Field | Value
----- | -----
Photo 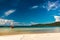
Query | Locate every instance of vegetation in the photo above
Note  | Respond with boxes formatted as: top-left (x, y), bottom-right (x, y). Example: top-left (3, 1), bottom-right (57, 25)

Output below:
top-left (31, 22), bottom-right (60, 27)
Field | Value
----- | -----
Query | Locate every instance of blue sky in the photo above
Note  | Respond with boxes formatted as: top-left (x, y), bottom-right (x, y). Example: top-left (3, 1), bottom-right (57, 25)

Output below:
top-left (0, 0), bottom-right (60, 26)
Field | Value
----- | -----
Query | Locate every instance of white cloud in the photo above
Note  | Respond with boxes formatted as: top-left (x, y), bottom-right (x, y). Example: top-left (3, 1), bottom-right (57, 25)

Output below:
top-left (0, 18), bottom-right (21, 26)
top-left (19, 22), bottom-right (39, 26)
top-left (30, 22), bottom-right (39, 25)
top-left (31, 6), bottom-right (39, 9)
top-left (20, 23), bottom-right (30, 26)
top-left (24, 22), bottom-right (39, 26)
top-left (48, 1), bottom-right (58, 11)
top-left (5, 10), bottom-right (16, 16)
top-left (0, 9), bottom-right (20, 26)
top-left (1, 9), bottom-right (16, 18)
top-left (13, 22), bottom-right (21, 26)
top-left (54, 16), bottom-right (60, 22)
top-left (0, 19), bottom-right (14, 26)
top-left (1, 10), bottom-right (16, 18)
top-left (43, 1), bottom-right (59, 11)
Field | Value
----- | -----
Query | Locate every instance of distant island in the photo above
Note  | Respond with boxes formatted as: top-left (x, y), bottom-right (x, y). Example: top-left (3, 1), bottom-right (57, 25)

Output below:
top-left (31, 22), bottom-right (60, 27)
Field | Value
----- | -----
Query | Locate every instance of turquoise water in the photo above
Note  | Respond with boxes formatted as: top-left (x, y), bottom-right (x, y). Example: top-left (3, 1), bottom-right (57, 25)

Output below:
top-left (0, 27), bottom-right (60, 33)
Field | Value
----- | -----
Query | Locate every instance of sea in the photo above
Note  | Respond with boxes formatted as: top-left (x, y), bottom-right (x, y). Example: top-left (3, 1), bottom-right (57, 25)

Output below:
top-left (0, 26), bottom-right (60, 33)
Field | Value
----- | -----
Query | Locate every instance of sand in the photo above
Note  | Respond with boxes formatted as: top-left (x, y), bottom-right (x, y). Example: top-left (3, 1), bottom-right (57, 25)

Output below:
top-left (0, 33), bottom-right (60, 40)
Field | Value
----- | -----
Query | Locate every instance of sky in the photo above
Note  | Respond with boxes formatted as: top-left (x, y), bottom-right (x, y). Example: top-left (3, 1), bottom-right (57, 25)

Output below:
top-left (0, 0), bottom-right (60, 26)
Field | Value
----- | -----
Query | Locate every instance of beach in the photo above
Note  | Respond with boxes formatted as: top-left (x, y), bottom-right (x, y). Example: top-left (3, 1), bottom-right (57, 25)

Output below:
top-left (0, 27), bottom-right (59, 40)
top-left (0, 33), bottom-right (60, 40)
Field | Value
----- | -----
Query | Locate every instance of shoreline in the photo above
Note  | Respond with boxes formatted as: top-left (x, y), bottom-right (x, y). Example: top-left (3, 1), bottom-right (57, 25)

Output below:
top-left (0, 27), bottom-right (59, 36)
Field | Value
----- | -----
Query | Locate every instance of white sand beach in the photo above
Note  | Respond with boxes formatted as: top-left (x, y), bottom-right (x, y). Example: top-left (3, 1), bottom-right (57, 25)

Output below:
top-left (0, 33), bottom-right (60, 40)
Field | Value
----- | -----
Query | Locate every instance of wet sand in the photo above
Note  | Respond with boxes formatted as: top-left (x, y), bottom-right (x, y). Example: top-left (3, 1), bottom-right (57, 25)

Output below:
top-left (0, 27), bottom-right (59, 36)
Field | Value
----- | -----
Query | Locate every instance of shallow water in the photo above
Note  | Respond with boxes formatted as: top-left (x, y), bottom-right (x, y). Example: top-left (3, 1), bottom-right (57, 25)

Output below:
top-left (0, 27), bottom-right (60, 33)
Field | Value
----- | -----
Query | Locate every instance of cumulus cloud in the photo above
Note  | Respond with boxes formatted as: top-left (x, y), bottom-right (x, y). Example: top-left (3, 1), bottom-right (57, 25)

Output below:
top-left (54, 16), bottom-right (60, 22)
top-left (0, 18), bottom-right (21, 26)
top-left (0, 19), bottom-right (13, 26)
top-left (43, 1), bottom-right (59, 11)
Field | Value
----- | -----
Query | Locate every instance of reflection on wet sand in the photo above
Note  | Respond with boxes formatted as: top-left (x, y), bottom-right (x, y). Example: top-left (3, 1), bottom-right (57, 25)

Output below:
top-left (54, 27), bottom-right (60, 32)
